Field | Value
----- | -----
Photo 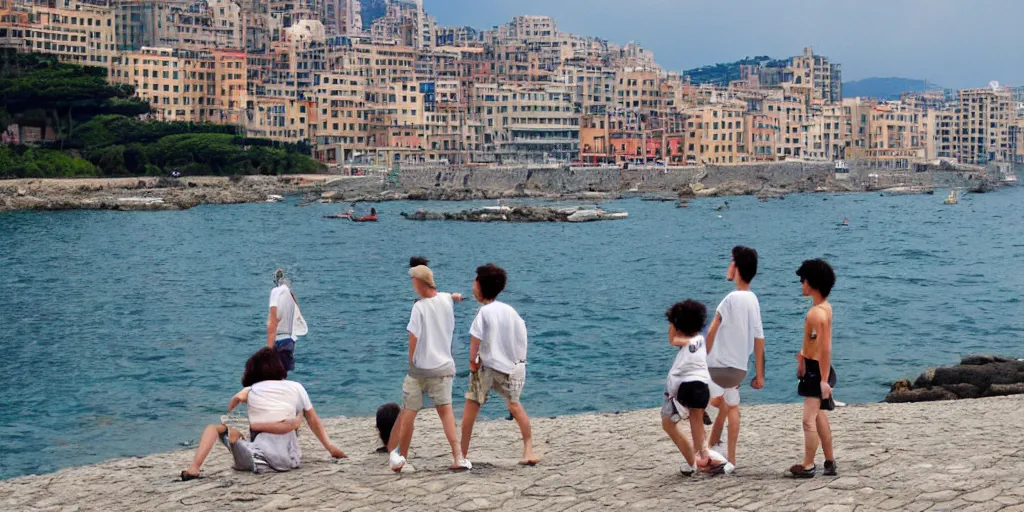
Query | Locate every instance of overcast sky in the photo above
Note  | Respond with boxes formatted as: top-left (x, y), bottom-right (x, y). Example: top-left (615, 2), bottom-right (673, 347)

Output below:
top-left (425, 0), bottom-right (1024, 89)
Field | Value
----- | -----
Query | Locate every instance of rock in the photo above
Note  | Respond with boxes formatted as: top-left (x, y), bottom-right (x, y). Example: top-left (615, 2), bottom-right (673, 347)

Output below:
top-left (401, 206), bottom-right (627, 223)
top-left (886, 356), bottom-right (1024, 403)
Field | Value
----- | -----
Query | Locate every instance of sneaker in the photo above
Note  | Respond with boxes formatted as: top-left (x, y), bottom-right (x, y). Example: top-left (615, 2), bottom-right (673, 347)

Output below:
top-left (389, 448), bottom-right (406, 472)
top-left (823, 460), bottom-right (837, 476)
top-left (454, 458), bottom-right (472, 471)
top-left (680, 462), bottom-right (697, 476)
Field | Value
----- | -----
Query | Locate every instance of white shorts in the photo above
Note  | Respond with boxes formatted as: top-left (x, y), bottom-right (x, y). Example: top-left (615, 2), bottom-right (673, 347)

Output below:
top-left (708, 380), bottom-right (741, 407)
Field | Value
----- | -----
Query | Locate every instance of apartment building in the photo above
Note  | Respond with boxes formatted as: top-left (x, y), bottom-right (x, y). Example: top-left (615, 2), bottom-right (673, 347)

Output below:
top-left (924, 108), bottom-right (958, 161)
top-left (0, 0), bottom-right (116, 71)
top-left (958, 87), bottom-right (1012, 165)
top-left (157, 0), bottom-right (244, 51)
top-left (112, 46), bottom-right (236, 122)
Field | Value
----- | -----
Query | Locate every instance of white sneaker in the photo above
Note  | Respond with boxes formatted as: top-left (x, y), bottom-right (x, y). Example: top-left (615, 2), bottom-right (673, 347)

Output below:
top-left (705, 449), bottom-right (735, 475)
top-left (680, 462), bottom-right (697, 476)
top-left (389, 448), bottom-right (406, 472)
top-left (454, 458), bottom-right (472, 470)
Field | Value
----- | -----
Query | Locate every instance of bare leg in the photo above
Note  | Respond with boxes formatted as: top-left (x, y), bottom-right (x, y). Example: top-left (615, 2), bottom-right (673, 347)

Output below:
top-left (184, 424), bottom-right (237, 476)
top-left (726, 404), bottom-right (740, 464)
top-left (801, 398), bottom-right (821, 468)
top-left (708, 396), bottom-right (726, 446)
top-left (396, 409), bottom-right (418, 458)
top-left (435, 404), bottom-right (463, 467)
top-left (661, 416), bottom-right (695, 466)
top-left (386, 415), bottom-right (403, 454)
top-left (460, 400), bottom-right (481, 459)
top-left (816, 410), bottom-right (834, 462)
top-left (687, 409), bottom-right (709, 466)
top-left (507, 401), bottom-right (539, 465)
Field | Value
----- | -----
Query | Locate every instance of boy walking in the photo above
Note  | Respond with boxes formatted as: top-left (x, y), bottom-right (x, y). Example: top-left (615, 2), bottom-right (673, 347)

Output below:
top-left (387, 265), bottom-right (471, 472)
top-left (788, 259), bottom-right (838, 478)
top-left (460, 264), bottom-right (539, 466)
top-left (662, 300), bottom-right (734, 476)
top-left (704, 246), bottom-right (765, 467)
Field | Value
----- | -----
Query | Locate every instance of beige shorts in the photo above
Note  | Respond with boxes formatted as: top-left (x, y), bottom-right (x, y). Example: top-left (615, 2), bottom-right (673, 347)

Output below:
top-left (401, 374), bottom-right (453, 412)
top-left (465, 365), bottom-right (526, 405)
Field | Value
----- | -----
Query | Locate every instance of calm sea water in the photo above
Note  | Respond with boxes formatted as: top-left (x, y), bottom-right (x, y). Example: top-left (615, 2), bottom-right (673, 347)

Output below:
top-left (2, 189), bottom-right (1023, 479)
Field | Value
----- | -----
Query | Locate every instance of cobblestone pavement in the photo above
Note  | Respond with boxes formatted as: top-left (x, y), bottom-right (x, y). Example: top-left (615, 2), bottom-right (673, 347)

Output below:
top-left (3, 396), bottom-right (1024, 511)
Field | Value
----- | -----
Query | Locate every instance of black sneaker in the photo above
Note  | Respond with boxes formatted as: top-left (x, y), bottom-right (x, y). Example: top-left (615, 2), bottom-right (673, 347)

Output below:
top-left (787, 464), bottom-right (816, 478)
top-left (703, 412), bottom-right (712, 425)
top-left (823, 460), bottom-right (837, 476)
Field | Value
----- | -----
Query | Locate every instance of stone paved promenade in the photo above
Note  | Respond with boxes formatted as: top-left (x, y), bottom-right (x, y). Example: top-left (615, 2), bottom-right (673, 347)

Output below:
top-left (4, 396), bottom-right (1024, 511)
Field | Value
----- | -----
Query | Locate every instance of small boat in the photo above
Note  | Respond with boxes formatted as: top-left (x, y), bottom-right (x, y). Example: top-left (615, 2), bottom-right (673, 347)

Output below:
top-left (266, 194), bottom-right (285, 203)
top-left (1002, 170), bottom-right (1018, 186)
top-left (943, 190), bottom-right (960, 205)
top-left (676, 200), bottom-right (689, 208)
top-left (351, 215), bottom-right (378, 222)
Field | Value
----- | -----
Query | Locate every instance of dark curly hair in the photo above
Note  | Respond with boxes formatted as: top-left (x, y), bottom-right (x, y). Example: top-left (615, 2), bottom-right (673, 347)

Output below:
top-left (475, 263), bottom-right (507, 301)
top-left (665, 299), bottom-right (707, 337)
top-left (797, 259), bottom-right (836, 298)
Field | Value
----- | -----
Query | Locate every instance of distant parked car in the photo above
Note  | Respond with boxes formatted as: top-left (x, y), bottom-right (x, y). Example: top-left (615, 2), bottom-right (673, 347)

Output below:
top-left (171, 171), bottom-right (181, 178)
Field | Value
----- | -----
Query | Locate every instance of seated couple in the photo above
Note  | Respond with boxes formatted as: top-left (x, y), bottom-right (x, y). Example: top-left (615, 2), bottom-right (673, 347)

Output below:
top-left (180, 348), bottom-right (346, 480)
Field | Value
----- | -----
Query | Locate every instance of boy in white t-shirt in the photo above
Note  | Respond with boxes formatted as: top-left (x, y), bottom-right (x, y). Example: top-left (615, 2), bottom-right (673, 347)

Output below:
top-left (459, 264), bottom-right (538, 466)
top-left (387, 265), bottom-right (471, 472)
top-left (662, 300), bottom-right (734, 476)
top-left (703, 246), bottom-right (766, 466)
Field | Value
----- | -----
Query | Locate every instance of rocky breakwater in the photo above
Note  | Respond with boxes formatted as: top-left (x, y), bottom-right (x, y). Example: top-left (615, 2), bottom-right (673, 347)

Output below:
top-left (886, 355), bottom-right (1024, 403)
top-left (401, 205), bottom-right (628, 223)
top-left (0, 175), bottom-right (327, 213)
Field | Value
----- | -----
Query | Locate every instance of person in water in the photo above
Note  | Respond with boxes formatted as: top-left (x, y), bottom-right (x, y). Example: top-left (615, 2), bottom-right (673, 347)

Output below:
top-left (661, 299), bottom-right (732, 476)
top-left (788, 259), bottom-right (838, 478)
top-left (696, 246), bottom-right (765, 468)
top-left (388, 265), bottom-right (470, 471)
top-left (180, 348), bottom-right (345, 480)
top-left (460, 264), bottom-right (539, 466)
top-left (267, 269), bottom-right (306, 371)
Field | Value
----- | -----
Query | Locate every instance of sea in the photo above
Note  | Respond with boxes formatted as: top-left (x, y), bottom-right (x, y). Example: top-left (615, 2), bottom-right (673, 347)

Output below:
top-left (1, 188), bottom-right (1022, 479)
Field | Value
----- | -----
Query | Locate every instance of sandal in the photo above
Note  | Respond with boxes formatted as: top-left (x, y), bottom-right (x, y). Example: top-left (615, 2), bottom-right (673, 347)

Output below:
top-left (787, 464), bottom-right (816, 478)
top-left (180, 470), bottom-right (202, 482)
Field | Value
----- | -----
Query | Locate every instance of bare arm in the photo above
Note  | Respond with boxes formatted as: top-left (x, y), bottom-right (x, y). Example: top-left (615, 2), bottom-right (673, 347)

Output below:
top-left (267, 307), bottom-right (279, 349)
top-left (228, 388), bottom-right (249, 412)
top-left (814, 310), bottom-right (833, 396)
top-left (250, 416), bottom-right (302, 434)
top-left (451, 292), bottom-right (463, 303)
top-left (751, 337), bottom-right (766, 389)
top-left (303, 407), bottom-right (346, 458)
top-left (469, 335), bottom-right (482, 371)
top-left (408, 332), bottom-right (417, 368)
top-left (703, 313), bottom-right (723, 352)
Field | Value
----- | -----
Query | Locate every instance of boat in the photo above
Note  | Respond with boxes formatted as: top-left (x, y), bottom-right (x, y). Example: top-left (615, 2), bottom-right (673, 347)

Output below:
top-left (324, 210), bottom-right (354, 219)
top-left (676, 200), bottom-right (689, 208)
top-left (266, 194), bottom-right (285, 203)
top-left (943, 190), bottom-right (961, 205)
top-left (351, 215), bottom-right (378, 222)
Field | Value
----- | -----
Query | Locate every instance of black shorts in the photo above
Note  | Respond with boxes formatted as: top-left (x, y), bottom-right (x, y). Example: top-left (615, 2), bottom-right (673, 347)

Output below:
top-left (798, 359), bottom-right (837, 398)
top-left (676, 381), bottom-right (711, 410)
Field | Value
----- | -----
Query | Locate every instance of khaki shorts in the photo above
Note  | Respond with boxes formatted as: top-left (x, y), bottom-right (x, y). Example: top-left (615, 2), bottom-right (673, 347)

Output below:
top-left (401, 374), bottom-right (453, 412)
top-left (465, 365), bottom-right (526, 405)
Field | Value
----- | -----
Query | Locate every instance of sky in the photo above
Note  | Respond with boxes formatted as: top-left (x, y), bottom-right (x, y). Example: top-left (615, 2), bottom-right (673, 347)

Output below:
top-left (424, 0), bottom-right (1024, 89)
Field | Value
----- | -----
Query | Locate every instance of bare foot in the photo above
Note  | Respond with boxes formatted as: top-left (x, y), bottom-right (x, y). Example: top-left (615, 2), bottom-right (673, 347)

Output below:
top-left (518, 458), bottom-right (541, 466)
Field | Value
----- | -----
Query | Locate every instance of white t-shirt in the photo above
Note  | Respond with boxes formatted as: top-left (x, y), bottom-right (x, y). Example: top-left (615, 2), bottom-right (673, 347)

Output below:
top-left (707, 290), bottom-right (764, 370)
top-left (406, 293), bottom-right (456, 374)
top-left (469, 301), bottom-right (528, 375)
top-left (246, 380), bottom-right (313, 424)
top-left (666, 335), bottom-right (710, 395)
top-left (269, 285), bottom-right (296, 339)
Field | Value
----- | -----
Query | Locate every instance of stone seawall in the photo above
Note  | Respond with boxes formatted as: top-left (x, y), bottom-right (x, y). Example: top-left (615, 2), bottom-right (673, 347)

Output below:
top-left (4, 396), bottom-right (1024, 511)
top-left (393, 162), bottom-right (835, 196)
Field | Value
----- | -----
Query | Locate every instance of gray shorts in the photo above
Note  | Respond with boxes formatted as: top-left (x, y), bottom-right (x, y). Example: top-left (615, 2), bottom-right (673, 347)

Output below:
top-left (219, 429), bottom-right (301, 473)
top-left (709, 367), bottom-right (747, 406)
top-left (401, 374), bottom-right (454, 411)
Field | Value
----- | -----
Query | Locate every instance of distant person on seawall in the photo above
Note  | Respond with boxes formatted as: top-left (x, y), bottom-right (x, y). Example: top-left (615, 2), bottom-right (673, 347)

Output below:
top-left (180, 348), bottom-right (345, 480)
top-left (267, 269), bottom-right (307, 371)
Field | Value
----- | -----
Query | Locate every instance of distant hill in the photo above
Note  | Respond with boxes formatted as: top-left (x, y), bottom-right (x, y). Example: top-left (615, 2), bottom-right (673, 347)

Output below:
top-left (684, 56), bottom-right (787, 86)
top-left (842, 77), bottom-right (937, 100)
